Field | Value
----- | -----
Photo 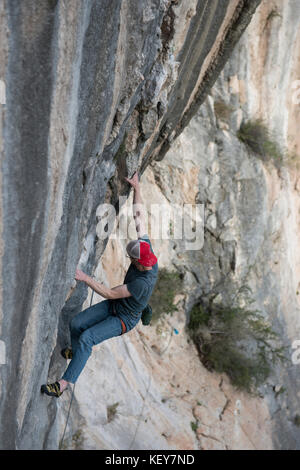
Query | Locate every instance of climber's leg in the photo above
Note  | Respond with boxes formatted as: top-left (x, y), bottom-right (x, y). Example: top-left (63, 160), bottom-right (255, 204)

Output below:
top-left (69, 299), bottom-right (112, 354)
top-left (61, 314), bottom-right (122, 384)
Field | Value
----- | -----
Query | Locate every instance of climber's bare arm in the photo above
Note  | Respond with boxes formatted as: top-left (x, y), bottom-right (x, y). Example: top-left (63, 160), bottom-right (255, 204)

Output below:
top-left (75, 269), bottom-right (131, 299)
top-left (124, 171), bottom-right (146, 238)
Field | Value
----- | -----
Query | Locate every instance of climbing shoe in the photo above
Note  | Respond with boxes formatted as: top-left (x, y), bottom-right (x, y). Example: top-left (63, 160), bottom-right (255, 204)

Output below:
top-left (41, 381), bottom-right (63, 398)
top-left (61, 347), bottom-right (73, 360)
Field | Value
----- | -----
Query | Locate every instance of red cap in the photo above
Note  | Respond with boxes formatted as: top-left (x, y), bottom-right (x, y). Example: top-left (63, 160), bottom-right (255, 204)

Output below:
top-left (138, 240), bottom-right (157, 267)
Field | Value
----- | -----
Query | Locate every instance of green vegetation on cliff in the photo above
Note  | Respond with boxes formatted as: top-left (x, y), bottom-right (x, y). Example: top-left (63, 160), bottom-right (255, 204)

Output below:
top-left (187, 290), bottom-right (287, 395)
top-left (150, 268), bottom-right (183, 324)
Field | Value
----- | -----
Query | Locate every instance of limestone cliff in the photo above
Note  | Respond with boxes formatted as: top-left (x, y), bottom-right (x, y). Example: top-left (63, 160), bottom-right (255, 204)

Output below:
top-left (58, 0), bottom-right (300, 450)
top-left (2, 0), bottom-right (288, 450)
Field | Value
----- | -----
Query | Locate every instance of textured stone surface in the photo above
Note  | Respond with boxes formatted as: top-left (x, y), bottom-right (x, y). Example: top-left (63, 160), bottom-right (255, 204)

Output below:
top-left (62, 0), bottom-right (300, 450)
top-left (0, 0), bottom-right (262, 450)
top-left (64, 173), bottom-right (273, 450)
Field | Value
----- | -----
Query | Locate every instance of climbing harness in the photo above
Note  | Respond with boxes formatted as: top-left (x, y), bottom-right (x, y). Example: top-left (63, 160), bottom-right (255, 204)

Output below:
top-left (111, 300), bottom-right (127, 334)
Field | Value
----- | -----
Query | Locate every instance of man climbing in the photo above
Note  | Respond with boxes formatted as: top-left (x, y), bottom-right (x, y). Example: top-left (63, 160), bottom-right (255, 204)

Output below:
top-left (41, 171), bottom-right (158, 397)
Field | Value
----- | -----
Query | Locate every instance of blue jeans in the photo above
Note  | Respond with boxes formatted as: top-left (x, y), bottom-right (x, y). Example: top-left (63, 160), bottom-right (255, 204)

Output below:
top-left (61, 299), bottom-right (123, 384)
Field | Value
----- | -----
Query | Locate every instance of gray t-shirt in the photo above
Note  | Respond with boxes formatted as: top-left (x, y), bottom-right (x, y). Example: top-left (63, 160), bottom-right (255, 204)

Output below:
top-left (114, 234), bottom-right (158, 330)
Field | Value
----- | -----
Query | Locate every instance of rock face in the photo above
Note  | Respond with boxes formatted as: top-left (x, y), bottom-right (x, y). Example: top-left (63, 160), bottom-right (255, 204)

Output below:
top-left (0, 0), bottom-right (262, 450)
top-left (61, 0), bottom-right (300, 450)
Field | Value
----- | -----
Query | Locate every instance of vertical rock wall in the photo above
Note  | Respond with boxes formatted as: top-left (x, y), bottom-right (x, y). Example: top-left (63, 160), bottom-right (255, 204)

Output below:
top-left (0, 0), bottom-right (262, 449)
top-left (67, 0), bottom-right (300, 450)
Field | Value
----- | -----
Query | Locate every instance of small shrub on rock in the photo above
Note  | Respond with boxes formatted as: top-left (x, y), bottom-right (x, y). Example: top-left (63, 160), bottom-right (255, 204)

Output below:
top-left (187, 296), bottom-right (287, 395)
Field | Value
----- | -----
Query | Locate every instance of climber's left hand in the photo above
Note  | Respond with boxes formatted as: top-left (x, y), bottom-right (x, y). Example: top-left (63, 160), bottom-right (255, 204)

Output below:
top-left (75, 268), bottom-right (88, 282)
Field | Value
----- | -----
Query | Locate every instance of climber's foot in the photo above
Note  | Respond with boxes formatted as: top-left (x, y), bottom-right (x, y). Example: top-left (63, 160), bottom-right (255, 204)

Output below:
top-left (41, 381), bottom-right (63, 398)
top-left (61, 347), bottom-right (73, 360)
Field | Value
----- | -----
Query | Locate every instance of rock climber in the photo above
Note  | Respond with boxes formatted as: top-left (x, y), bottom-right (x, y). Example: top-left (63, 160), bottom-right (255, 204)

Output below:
top-left (41, 171), bottom-right (158, 397)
